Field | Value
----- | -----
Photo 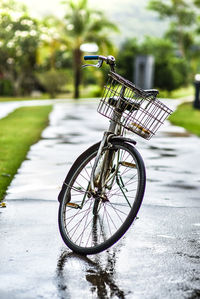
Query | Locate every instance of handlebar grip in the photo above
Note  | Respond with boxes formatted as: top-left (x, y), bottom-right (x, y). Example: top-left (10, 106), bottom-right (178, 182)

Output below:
top-left (84, 55), bottom-right (99, 61)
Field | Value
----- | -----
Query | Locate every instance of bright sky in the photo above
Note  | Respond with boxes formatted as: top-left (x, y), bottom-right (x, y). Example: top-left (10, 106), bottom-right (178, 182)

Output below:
top-left (17, 0), bottom-right (150, 17)
top-left (17, 0), bottom-right (165, 42)
top-left (18, 0), bottom-right (66, 18)
top-left (17, 0), bottom-right (113, 18)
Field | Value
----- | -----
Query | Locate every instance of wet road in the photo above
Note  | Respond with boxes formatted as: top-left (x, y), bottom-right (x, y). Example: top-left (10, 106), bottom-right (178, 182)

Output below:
top-left (0, 99), bottom-right (200, 299)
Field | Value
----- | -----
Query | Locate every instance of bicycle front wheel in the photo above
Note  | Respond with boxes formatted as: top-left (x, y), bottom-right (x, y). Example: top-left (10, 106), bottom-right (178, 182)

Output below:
top-left (58, 140), bottom-right (146, 255)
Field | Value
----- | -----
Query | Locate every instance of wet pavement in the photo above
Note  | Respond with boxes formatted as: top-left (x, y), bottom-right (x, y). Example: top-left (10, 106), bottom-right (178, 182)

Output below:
top-left (0, 99), bottom-right (200, 299)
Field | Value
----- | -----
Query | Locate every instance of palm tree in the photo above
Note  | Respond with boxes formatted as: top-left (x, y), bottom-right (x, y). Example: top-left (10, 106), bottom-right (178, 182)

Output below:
top-left (62, 0), bottom-right (118, 98)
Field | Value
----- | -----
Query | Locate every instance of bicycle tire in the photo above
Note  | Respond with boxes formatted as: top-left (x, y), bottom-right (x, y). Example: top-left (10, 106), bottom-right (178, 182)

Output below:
top-left (58, 140), bottom-right (146, 255)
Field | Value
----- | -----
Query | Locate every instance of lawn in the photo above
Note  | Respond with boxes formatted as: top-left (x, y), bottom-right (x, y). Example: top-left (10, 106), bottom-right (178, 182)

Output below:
top-left (158, 85), bottom-right (194, 99)
top-left (0, 95), bottom-right (50, 102)
top-left (0, 105), bottom-right (52, 200)
top-left (169, 102), bottom-right (200, 136)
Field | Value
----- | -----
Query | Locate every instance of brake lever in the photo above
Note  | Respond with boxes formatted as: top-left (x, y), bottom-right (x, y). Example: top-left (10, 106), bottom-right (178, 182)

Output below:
top-left (82, 59), bottom-right (103, 69)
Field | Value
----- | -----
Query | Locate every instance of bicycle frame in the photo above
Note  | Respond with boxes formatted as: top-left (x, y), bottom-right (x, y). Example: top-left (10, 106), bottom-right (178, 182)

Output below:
top-left (90, 85), bottom-right (126, 194)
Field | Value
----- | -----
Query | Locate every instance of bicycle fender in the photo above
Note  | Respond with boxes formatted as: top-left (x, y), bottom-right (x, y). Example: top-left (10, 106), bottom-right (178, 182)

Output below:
top-left (110, 136), bottom-right (137, 146)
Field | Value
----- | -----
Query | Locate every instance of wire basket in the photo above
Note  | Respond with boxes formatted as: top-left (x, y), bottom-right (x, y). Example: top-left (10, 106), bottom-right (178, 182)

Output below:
top-left (97, 72), bottom-right (173, 140)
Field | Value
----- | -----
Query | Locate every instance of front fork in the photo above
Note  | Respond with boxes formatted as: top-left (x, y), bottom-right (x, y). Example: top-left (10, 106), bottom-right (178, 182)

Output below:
top-left (90, 131), bottom-right (116, 195)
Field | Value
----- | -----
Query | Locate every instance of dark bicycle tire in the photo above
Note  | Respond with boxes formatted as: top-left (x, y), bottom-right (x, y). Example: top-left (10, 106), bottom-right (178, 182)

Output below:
top-left (58, 140), bottom-right (146, 255)
top-left (93, 198), bottom-right (100, 216)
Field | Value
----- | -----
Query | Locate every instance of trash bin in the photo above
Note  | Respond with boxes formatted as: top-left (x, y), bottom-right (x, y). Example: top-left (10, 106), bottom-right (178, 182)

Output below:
top-left (134, 55), bottom-right (154, 90)
top-left (194, 74), bottom-right (200, 109)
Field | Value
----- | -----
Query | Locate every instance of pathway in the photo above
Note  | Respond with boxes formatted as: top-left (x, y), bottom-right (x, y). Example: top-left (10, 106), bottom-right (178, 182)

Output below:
top-left (0, 99), bottom-right (199, 299)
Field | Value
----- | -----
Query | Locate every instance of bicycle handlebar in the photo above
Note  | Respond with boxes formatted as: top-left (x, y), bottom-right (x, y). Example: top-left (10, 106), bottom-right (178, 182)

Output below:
top-left (84, 55), bottom-right (99, 60)
top-left (83, 55), bottom-right (116, 71)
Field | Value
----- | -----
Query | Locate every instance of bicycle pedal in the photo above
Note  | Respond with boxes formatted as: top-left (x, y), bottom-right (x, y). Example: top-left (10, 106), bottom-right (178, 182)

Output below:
top-left (120, 161), bottom-right (136, 168)
top-left (0, 202), bottom-right (6, 208)
top-left (66, 202), bottom-right (81, 209)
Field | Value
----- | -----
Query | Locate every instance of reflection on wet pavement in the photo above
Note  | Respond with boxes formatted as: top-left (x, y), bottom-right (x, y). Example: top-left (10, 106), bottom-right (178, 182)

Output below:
top-left (0, 99), bottom-right (200, 299)
top-left (56, 251), bottom-right (126, 299)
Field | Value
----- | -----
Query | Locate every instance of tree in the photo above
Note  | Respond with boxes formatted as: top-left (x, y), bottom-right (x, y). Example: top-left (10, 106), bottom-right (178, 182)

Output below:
top-left (117, 36), bottom-right (190, 92)
top-left (141, 37), bottom-right (190, 91)
top-left (0, 0), bottom-right (41, 95)
top-left (61, 0), bottom-right (118, 98)
top-left (148, 0), bottom-right (196, 58)
top-left (116, 38), bottom-right (140, 82)
top-left (36, 69), bottom-right (67, 98)
top-left (39, 16), bottom-right (68, 70)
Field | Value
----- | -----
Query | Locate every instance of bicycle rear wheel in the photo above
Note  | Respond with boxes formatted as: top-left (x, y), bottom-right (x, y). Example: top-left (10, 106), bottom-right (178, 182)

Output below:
top-left (58, 140), bottom-right (146, 255)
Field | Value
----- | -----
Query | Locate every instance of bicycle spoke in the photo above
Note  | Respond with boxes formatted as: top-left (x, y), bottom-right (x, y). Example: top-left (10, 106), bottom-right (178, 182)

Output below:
top-left (107, 201), bottom-right (128, 219)
top-left (65, 199), bottom-right (91, 224)
top-left (66, 205), bottom-right (91, 233)
top-left (59, 140), bottom-right (145, 254)
top-left (76, 204), bottom-right (93, 245)
top-left (106, 202), bottom-right (125, 224)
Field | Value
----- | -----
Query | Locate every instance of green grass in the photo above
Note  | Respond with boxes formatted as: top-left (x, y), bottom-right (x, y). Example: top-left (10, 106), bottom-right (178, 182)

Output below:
top-left (0, 83), bottom-right (194, 101)
top-left (158, 85), bottom-right (194, 99)
top-left (0, 94), bottom-right (50, 102)
top-left (0, 105), bottom-right (52, 200)
top-left (169, 102), bottom-right (200, 136)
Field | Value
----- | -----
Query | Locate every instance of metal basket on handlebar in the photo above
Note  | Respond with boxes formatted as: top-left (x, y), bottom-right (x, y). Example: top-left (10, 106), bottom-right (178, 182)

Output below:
top-left (97, 72), bottom-right (173, 140)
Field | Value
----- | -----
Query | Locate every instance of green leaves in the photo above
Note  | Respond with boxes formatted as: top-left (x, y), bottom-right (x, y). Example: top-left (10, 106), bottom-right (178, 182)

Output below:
top-left (60, 0), bottom-right (118, 98)
top-left (36, 70), bottom-right (68, 98)
top-left (148, 1), bottom-right (174, 18)
top-left (0, 1), bottom-right (41, 95)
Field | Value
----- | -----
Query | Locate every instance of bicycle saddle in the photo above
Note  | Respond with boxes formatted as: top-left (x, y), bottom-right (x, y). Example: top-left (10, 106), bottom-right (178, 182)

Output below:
top-left (144, 89), bottom-right (159, 96)
top-left (108, 97), bottom-right (140, 112)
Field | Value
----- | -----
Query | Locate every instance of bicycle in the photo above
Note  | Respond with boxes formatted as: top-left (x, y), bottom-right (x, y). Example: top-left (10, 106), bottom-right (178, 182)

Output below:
top-left (58, 55), bottom-right (173, 255)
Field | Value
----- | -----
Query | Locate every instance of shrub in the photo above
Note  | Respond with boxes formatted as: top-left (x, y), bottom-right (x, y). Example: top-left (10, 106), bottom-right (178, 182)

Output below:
top-left (36, 69), bottom-right (67, 98)
top-left (0, 79), bottom-right (14, 96)
top-left (117, 37), bottom-right (191, 92)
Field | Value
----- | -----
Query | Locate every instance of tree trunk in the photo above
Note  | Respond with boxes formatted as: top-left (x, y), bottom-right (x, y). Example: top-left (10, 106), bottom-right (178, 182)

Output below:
top-left (73, 48), bottom-right (82, 99)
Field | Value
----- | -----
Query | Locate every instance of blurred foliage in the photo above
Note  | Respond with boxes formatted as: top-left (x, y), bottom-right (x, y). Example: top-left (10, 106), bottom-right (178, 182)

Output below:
top-left (142, 37), bottom-right (191, 91)
top-left (117, 37), bottom-right (190, 92)
top-left (116, 38), bottom-right (140, 82)
top-left (147, 1), bottom-right (200, 73)
top-left (36, 69), bottom-right (68, 98)
top-left (1, 0), bottom-right (200, 98)
top-left (158, 85), bottom-right (193, 99)
top-left (116, 0), bottom-right (200, 93)
top-left (61, 0), bottom-right (118, 98)
top-left (147, 0), bottom-right (197, 57)
top-left (38, 16), bottom-right (68, 70)
top-left (0, 79), bottom-right (14, 96)
top-left (0, 0), bottom-right (41, 95)
top-left (0, 0), bottom-right (118, 98)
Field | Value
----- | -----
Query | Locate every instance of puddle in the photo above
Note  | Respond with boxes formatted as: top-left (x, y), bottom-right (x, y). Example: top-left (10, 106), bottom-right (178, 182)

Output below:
top-left (62, 115), bottom-right (83, 121)
top-left (147, 145), bottom-right (177, 158)
top-left (166, 183), bottom-right (198, 190)
top-left (176, 252), bottom-right (200, 259)
top-left (160, 153), bottom-right (177, 158)
top-left (149, 145), bottom-right (175, 152)
top-left (162, 131), bottom-right (192, 137)
top-left (56, 250), bottom-right (127, 299)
